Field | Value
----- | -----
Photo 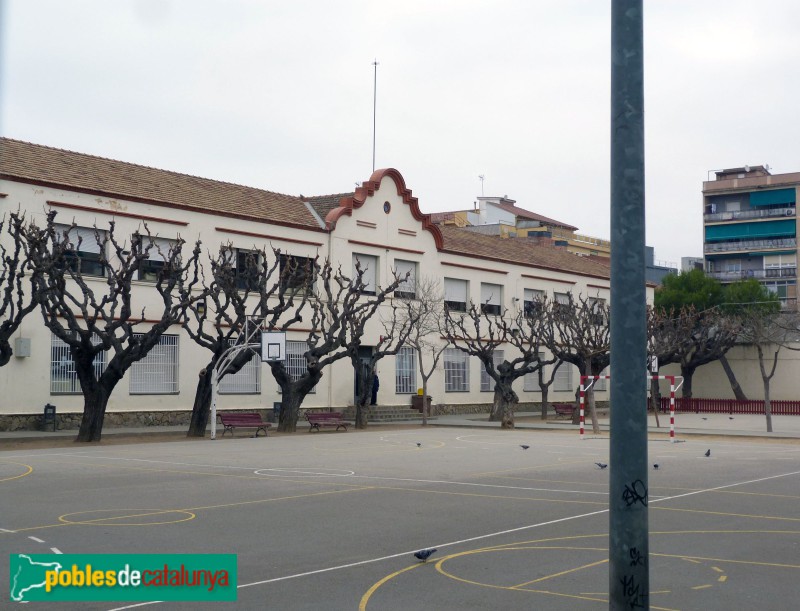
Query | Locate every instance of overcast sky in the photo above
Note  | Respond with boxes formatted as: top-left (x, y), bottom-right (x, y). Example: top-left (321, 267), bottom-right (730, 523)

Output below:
top-left (2, 1), bottom-right (798, 266)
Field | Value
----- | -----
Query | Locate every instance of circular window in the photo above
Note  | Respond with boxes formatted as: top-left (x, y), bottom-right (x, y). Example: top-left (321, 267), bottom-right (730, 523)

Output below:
top-left (383, 201), bottom-right (391, 214)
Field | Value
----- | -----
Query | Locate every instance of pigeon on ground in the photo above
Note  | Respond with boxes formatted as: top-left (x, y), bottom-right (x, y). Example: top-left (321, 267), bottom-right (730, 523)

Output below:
top-left (595, 462), bottom-right (608, 470)
top-left (701, 417), bottom-right (708, 420)
top-left (416, 442), bottom-right (421, 447)
top-left (653, 464), bottom-right (659, 470)
top-left (705, 449), bottom-right (711, 457)
top-left (414, 548), bottom-right (437, 562)
top-left (729, 417), bottom-right (735, 420)
top-left (520, 445), bottom-right (530, 450)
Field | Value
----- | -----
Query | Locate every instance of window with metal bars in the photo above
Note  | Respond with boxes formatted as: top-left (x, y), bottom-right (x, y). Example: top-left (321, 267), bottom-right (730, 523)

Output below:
top-left (129, 334), bottom-right (179, 394)
top-left (444, 348), bottom-right (469, 392)
top-left (50, 333), bottom-right (106, 394)
top-left (395, 346), bottom-right (417, 394)
top-left (284, 340), bottom-right (315, 393)
top-left (219, 339), bottom-right (261, 394)
top-left (480, 350), bottom-right (504, 392)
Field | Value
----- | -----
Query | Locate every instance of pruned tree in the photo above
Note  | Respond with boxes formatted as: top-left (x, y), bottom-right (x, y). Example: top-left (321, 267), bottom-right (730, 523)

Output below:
top-left (181, 245), bottom-right (311, 437)
top-left (0, 212), bottom-right (39, 366)
top-left (396, 276), bottom-right (448, 426)
top-left (518, 296), bottom-right (561, 420)
top-left (655, 270), bottom-right (748, 400)
top-left (443, 300), bottom-right (549, 429)
top-left (724, 282), bottom-right (790, 432)
top-left (675, 307), bottom-right (741, 398)
top-left (266, 257), bottom-right (404, 433)
top-left (349, 297), bottom-right (417, 429)
top-left (647, 305), bottom-right (690, 416)
top-left (27, 212), bottom-right (201, 442)
top-left (541, 294), bottom-right (610, 435)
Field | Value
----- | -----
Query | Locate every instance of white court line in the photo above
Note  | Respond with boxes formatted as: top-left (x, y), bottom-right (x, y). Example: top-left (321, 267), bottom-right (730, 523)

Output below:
top-left (51, 548), bottom-right (62, 554)
top-left (28, 536), bottom-right (44, 543)
top-left (0, 527), bottom-right (14, 532)
top-left (104, 468), bottom-right (800, 611)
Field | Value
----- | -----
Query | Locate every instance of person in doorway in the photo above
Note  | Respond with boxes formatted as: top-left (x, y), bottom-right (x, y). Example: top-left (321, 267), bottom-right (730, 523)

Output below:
top-left (371, 374), bottom-right (379, 405)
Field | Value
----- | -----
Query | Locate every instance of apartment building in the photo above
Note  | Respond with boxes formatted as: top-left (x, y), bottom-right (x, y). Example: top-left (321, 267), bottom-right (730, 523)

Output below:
top-left (0, 138), bottom-right (630, 425)
top-left (702, 166), bottom-right (798, 309)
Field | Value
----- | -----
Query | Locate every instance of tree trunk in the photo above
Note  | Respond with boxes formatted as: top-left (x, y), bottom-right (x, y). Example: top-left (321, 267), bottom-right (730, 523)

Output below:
top-left (277, 391), bottom-right (303, 433)
top-left (650, 378), bottom-right (660, 428)
top-left (540, 386), bottom-right (550, 420)
top-left (0, 342), bottom-right (12, 368)
top-left (680, 365), bottom-right (695, 399)
top-left (74, 360), bottom-right (119, 442)
top-left (763, 377), bottom-right (773, 433)
top-left (719, 354), bottom-right (748, 401)
top-left (187, 368), bottom-right (213, 437)
top-left (495, 383), bottom-right (516, 429)
top-left (488, 385), bottom-right (504, 422)
top-left (421, 378), bottom-right (429, 426)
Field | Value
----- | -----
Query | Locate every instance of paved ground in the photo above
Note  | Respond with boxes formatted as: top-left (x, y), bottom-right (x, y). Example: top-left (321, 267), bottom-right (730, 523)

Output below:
top-left (2, 414), bottom-right (799, 610)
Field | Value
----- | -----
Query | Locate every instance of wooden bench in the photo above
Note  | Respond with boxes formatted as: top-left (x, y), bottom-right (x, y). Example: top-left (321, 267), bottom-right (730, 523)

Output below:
top-left (553, 403), bottom-right (576, 420)
top-left (219, 412), bottom-right (271, 437)
top-left (306, 411), bottom-right (349, 432)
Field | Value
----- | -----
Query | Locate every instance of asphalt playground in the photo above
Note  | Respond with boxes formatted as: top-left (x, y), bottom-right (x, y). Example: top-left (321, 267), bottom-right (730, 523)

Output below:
top-left (2, 419), bottom-right (800, 610)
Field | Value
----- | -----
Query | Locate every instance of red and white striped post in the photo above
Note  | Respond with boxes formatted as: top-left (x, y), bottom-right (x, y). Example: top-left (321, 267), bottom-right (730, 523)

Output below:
top-left (579, 386), bottom-right (585, 439)
top-left (668, 375), bottom-right (676, 442)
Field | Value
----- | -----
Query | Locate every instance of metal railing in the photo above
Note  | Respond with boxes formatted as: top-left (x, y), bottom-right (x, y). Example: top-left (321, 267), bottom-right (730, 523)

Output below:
top-left (704, 238), bottom-right (796, 253)
top-left (662, 397), bottom-right (800, 416)
top-left (704, 206), bottom-right (796, 223)
top-left (707, 268), bottom-right (797, 281)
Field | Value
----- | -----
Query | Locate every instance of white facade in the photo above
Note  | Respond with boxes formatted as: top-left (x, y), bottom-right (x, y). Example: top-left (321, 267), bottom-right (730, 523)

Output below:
top-left (0, 143), bottom-right (628, 420)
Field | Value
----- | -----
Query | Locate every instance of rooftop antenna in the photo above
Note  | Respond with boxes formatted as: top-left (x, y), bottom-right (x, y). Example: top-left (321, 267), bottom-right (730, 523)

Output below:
top-left (372, 59), bottom-right (379, 173)
top-left (478, 174), bottom-right (485, 196)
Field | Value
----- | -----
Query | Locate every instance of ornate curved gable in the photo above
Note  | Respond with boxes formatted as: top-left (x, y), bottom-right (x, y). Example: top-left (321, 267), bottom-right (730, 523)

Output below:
top-left (324, 168), bottom-right (444, 249)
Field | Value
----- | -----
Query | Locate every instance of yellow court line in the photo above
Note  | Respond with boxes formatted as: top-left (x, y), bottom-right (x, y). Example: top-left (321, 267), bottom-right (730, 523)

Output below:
top-left (711, 566), bottom-right (724, 573)
top-left (358, 564), bottom-right (423, 611)
top-left (373, 484), bottom-right (607, 506)
top-left (511, 558), bottom-right (608, 588)
top-left (692, 584), bottom-right (712, 590)
top-left (0, 461), bottom-right (33, 482)
top-left (719, 575), bottom-right (728, 582)
top-left (8, 487), bottom-right (374, 534)
top-left (654, 505), bottom-right (800, 522)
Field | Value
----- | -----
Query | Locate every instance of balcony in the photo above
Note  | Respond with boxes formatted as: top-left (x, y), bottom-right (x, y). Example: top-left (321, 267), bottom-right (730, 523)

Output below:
top-left (704, 206), bottom-right (796, 223)
top-left (707, 268), bottom-right (797, 281)
top-left (704, 238), bottom-right (796, 254)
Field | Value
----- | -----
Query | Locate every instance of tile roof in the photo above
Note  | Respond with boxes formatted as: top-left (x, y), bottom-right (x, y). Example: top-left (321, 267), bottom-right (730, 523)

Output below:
top-left (0, 138), bottom-right (324, 231)
top-left (303, 193), bottom-right (353, 222)
top-left (439, 225), bottom-right (610, 279)
top-left (490, 201), bottom-right (578, 231)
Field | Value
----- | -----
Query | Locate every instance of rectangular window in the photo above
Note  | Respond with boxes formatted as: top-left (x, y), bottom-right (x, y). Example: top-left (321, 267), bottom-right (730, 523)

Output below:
top-left (138, 237), bottom-right (177, 282)
top-left (554, 292), bottom-right (570, 305)
top-left (588, 297), bottom-right (606, 325)
top-left (219, 340), bottom-right (261, 395)
top-left (523, 288), bottom-right (545, 316)
top-left (129, 334), bottom-right (179, 394)
top-left (353, 253), bottom-right (378, 295)
top-left (285, 340), bottom-right (315, 393)
top-left (50, 333), bottom-right (106, 394)
top-left (480, 283), bottom-right (502, 315)
top-left (523, 352), bottom-right (546, 392)
top-left (480, 350), bottom-right (504, 392)
top-left (444, 277), bottom-right (468, 312)
top-left (394, 260), bottom-right (417, 299)
top-left (553, 362), bottom-right (574, 392)
top-left (280, 254), bottom-right (315, 294)
top-left (395, 346), bottom-right (417, 394)
top-left (54, 224), bottom-right (106, 277)
top-left (444, 348), bottom-right (469, 392)
top-left (232, 249), bottom-right (261, 291)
